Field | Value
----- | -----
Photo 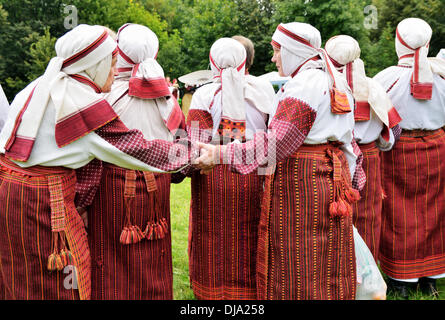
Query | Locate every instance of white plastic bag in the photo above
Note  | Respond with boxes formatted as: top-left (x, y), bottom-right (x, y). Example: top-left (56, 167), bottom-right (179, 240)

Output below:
top-left (353, 226), bottom-right (387, 300)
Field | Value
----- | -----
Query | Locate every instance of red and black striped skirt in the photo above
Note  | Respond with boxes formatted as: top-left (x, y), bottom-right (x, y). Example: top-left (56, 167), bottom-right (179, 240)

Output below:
top-left (257, 145), bottom-right (356, 300)
top-left (352, 142), bottom-right (383, 261)
top-left (87, 164), bottom-right (173, 300)
top-left (0, 155), bottom-right (90, 300)
top-left (189, 165), bottom-right (264, 300)
top-left (380, 128), bottom-right (445, 279)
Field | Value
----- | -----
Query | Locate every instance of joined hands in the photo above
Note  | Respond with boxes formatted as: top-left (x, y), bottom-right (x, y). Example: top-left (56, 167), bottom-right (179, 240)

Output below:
top-left (193, 142), bottom-right (221, 174)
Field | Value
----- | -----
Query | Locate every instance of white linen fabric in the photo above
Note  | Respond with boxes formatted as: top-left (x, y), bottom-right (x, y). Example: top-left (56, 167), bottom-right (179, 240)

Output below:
top-left (326, 35), bottom-right (391, 127)
top-left (193, 37), bottom-right (274, 140)
top-left (209, 38), bottom-right (248, 126)
top-left (116, 23), bottom-right (166, 89)
top-left (0, 24), bottom-right (117, 158)
top-left (395, 18), bottom-right (445, 100)
top-left (325, 35), bottom-right (398, 149)
top-left (189, 74), bottom-right (275, 140)
top-left (109, 23), bottom-right (180, 139)
top-left (374, 19), bottom-right (445, 131)
top-left (271, 22), bottom-right (349, 94)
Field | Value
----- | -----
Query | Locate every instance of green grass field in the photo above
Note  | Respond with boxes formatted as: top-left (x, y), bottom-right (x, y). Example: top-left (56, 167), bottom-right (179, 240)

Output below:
top-left (170, 178), bottom-right (444, 300)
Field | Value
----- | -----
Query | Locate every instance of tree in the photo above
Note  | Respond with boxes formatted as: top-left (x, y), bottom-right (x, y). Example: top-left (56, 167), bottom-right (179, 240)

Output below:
top-left (178, 0), bottom-right (239, 75)
top-left (371, 0), bottom-right (445, 56)
top-left (0, 5), bottom-right (41, 100)
top-left (0, 0), bottom-right (184, 99)
top-left (270, 0), bottom-right (377, 74)
top-left (232, 0), bottom-right (275, 76)
top-left (366, 0), bottom-right (445, 76)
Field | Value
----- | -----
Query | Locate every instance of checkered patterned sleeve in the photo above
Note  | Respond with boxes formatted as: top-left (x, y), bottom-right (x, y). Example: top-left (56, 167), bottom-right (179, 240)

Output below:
top-left (222, 97), bottom-right (317, 175)
top-left (95, 118), bottom-right (194, 172)
top-left (351, 137), bottom-right (366, 191)
top-left (181, 108), bottom-right (215, 177)
top-left (74, 158), bottom-right (103, 208)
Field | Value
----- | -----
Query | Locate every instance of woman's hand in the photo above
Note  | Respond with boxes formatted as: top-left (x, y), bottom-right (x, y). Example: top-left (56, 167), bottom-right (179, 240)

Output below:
top-left (196, 142), bottom-right (220, 174)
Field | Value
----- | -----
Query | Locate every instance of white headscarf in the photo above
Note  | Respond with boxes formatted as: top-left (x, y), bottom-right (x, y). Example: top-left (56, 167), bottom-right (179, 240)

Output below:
top-left (108, 23), bottom-right (183, 134)
top-left (396, 18), bottom-right (445, 100)
top-left (1, 24), bottom-right (117, 162)
top-left (116, 23), bottom-right (170, 99)
top-left (271, 23), bottom-right (351, 114)
top-left (325, 35), bottom-right (393, 127)
top-left (209, 38), bottom-right (247, 136)
top-left (437, 49), bottom-right (445, 60)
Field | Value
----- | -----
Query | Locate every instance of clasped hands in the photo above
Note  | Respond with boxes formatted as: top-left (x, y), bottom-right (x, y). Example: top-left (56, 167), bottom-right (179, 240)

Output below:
top-left (192, 142), bottom-right (223, 174)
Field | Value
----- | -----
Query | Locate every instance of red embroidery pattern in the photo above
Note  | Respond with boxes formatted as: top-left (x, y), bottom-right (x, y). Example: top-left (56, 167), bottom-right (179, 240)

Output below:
top-left (218, 118), bottom-right (246, 142)
top-left (273, 97), bottom-right (316, 136)
top-left (187, 109), bottom-right (213, 130)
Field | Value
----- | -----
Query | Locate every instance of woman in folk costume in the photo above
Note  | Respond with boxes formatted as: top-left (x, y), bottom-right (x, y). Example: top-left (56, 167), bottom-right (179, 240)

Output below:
top-left (0, 24), bottom-right (193, 300)
top-left (325, 35), bottom-right (402, 261)
top-left (186, 37), bottom-right (275, 300)
top-left (198, 22), bottom-right (366, 300)
top-left (77, 23), bottom-right (185, 300)
top-left (373, 18), bottom-right (445, 298)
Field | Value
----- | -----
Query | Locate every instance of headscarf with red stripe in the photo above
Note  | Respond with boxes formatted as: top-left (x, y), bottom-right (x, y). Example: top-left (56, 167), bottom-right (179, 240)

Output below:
top-left (396, 18), bottom-right (445, 100)
top-left (325, 35), bottom-right (401, 130)
top-left (271, 22), bottom-right (351, 115)
top-left (209, 37), bottom-right (248, 139)
top-left (0, 24), bottom-right (117, 162)
top-left (111, 23), bottom-right (183, 134)
top-left (116, 23), bottom-right (170, 99)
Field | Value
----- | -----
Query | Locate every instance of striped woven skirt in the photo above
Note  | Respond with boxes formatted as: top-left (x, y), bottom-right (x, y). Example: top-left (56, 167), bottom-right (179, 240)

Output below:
top-left (87, 163), bottom-right (173, 300)
top-left (257, 144), bottom-right (356, 300)
top-left (380, 128), bottom-right (445, 279)
top-left (0, 155), bottom-right (90, 300)
top-left (352, 142), bottom-right (383, 261)
top-left (189, 165), bottom-right (264, 300)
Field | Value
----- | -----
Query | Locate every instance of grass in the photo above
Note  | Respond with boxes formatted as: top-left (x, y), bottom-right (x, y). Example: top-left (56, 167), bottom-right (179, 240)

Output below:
top-left (169, 178), bottom-right (444, 300)
top-left (170, 178), bottom-right (195, 300)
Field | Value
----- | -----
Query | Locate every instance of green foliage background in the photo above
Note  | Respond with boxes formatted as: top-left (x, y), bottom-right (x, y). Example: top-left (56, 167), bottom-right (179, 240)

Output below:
top-left (0, 0), bottom-right (443, 102)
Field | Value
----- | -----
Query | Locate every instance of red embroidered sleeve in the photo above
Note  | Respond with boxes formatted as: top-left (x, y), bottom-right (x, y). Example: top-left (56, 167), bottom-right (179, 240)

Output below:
top-left (95, 118), bottom-right (193, 172)
top-left (222, 97), bottom-right (317, 175)
top-left (186, 109), bottom-right (214, 144)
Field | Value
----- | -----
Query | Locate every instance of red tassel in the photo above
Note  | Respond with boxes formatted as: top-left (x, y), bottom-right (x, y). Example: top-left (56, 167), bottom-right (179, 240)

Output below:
top-left (60, 249), bottom-right (74, 266)
top-left (329, 201), bottom-right (338, 217)
top-left (47, 253), bottom-right (57, 272)
top-left (55, 254), bottom-right (64, 271)
top-left (119, 227), bottom-right (130, 244)
top-left (349, 188), bottom-right (361, 202)
top-left (133, 226), bottom-right (145, 242)
top-left (160, 218), bottom-right (169, 234)
top-left (144, 223), bottom-right (154, 240)
top-left (125, 227), bottom-right (132, 244)
top-left (60, 249), bottom-right (69, 267)
top-left (337, 199), bottom-right (348, 217)
top-left (157, 224), bottom-right (165, 239)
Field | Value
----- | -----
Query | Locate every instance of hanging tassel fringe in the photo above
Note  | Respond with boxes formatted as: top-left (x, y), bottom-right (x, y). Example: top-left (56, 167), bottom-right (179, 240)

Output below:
top-left (47, 231), bottom-right (75, 272)
top-left (327, 148), bottom-right (360, 218)
top-left (119, 225), bottom-right (145, 245)
top-left (143, 218), bottom-right (168, 241)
